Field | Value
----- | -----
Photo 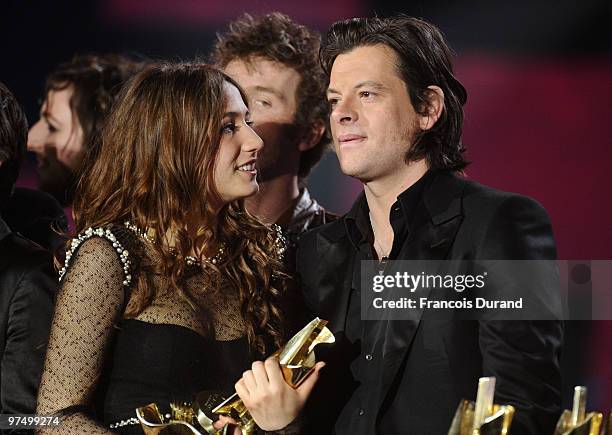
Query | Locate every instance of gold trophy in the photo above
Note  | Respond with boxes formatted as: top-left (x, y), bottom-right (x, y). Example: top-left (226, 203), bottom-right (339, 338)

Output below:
top-left (136, 317), bottom-right (335, 435)
top-left (135, 401), bottom-right (203, 434)
top-left (554, 386), bottom-right (603, 435)
top-left (447, 377), bottom-right (515, 435)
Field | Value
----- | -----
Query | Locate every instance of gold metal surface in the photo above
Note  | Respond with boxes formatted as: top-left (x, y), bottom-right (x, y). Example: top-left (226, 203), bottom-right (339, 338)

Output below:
top-left (136, 402), bottom-right (206, 434)
top-left (472, 377), bottom-right (496, 432)
top-left (554, 386), bottom-right (603, 435)
top-left (447, 377), bottom-right (515, 435)
top-left (210, 318), bottom-right (335, 433)
top-left (134, 318), bottom-right (334, 435)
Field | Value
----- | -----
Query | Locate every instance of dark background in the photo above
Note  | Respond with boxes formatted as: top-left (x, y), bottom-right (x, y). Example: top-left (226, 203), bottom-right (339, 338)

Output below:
top-left (2, 0), bottom-right (611, 413)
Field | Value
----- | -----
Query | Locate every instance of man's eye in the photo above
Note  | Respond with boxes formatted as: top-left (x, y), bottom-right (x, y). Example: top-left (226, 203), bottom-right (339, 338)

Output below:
top-left (255, 100), bottom-right (270, 108)
top-left (222, 123), bottom-right (236, 134)
top-left (359, 91), bottom-right (372, 98)
top-left (328, 99), bottom-right (339, 107)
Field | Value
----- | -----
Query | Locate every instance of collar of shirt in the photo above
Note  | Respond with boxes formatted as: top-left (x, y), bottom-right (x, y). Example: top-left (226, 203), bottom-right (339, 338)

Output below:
top-left (344, 170), bottom-right (435, 259)
top-left (277, 188), bottom-right (325, 234)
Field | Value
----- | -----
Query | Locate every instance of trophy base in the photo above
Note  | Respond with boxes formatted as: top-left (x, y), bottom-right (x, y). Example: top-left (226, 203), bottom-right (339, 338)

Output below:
top-left (554, 410), bottom-right (603, 435)
top-left (448, 399), bottom-right (515, 435)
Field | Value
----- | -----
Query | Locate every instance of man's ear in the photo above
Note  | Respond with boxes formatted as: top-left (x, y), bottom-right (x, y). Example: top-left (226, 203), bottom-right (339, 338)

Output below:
top-left (419, 85), bottom-right (445, 131)
top-left (298, 119), bottom-right (326, 152)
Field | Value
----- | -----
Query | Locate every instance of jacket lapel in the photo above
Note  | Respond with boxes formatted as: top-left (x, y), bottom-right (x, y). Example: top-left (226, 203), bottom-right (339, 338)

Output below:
top-left (314, 224), bottom-right (355, 334)
top-left (0, 217), bottom-right (12, 272)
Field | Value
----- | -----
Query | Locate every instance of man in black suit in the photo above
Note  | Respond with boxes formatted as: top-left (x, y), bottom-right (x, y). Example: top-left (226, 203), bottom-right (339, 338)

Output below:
top-left (297, 17), bottom-right (563, 434)
top-left (0, 82), bottom-right (56, 415)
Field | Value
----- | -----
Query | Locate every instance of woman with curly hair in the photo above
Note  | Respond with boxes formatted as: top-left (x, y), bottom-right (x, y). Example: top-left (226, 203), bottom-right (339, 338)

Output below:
top-left (36, 62), bottom-right (322, 434)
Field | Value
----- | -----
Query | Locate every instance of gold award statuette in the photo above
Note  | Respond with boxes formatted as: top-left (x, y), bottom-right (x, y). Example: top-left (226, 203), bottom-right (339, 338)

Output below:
top-left (135, 317), bottom-right (335, 435)
top-left (447, 377), bottom-right (515, 435)
top-left (554, 386), bottom-right (603, 435)
top-left (210, 317), bottom-right (335, 434)
top-left (135, 401), bottom-right (206, 435)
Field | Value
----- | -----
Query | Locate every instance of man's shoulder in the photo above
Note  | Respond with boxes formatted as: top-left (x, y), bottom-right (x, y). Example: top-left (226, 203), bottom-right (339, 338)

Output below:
top-left (449, 175), bottom-right (556, 258)
top-left (458, 176), bottom-right (549, 221)
top-left (1, 231), bottom-right (52, 267)
top-left (3, 187), bottom-right (66, 226)
top-left (2, 187), bottom-right (68, 251)
top-left (0, 231), bottom-right (55, 299)
top-left (291, 188), bottom-right (341, 234)
top-left (299, 214), bottom-right (348, 247)
top-left (300, 206), bottom-right (340, 234)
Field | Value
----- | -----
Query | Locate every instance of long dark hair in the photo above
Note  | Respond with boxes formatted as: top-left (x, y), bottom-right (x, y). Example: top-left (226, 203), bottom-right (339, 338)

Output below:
top-left (72, 62), bottom-right (286, 353)
top-left (321, 16), bottom-right (469, 171)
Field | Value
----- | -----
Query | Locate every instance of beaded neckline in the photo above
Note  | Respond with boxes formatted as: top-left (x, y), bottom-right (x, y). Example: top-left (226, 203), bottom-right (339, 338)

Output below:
top-left (59, 223), bottom-right (285, 289)
top-left (123, 220), bottom-right (225, 267)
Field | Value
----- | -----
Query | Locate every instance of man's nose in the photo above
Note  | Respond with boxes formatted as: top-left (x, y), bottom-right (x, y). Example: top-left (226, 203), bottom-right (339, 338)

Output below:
top-left (331, 99), bottom-right (358, 125)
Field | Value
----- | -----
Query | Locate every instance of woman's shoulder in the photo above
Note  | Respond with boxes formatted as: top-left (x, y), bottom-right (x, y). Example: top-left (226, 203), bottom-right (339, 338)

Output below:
top-left (59, 223), bottom-right (143, 288)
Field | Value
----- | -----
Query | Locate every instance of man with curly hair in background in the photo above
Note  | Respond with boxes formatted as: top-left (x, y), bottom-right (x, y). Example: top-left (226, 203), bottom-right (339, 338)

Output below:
top-left (213, 13), bottom-right (336, 266)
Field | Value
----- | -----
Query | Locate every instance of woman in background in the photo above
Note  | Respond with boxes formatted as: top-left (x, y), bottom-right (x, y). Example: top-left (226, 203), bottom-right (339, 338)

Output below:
top-left (27, 54), bottom-right (142, 208)
top-left (36, 62), bottom-right (321, 434)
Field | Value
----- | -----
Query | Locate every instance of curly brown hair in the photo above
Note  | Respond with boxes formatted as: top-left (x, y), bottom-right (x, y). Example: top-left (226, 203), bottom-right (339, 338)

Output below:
top-left (72, 62), bottom-right (287, 354)
top-left (212, 12), bottom-right (331, 179)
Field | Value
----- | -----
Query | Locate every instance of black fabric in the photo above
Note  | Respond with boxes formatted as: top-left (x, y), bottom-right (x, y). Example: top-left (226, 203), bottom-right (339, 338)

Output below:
top-left (100, 319), bottom-right (251, 433)
top-left (338, 171), bottom-right (433, 434)
top-left (0, 216), bottom-right (56, 415)
top-left (36, 224), bottom-right (286, 434)
top-left (281, 188), bottom-right (338, 337)
top-left (344, 169), bottom-right (433, 258)
top-left (1, 187), bottom-right (67, 253)
top-left (297, 170), bottom-right (563, 435)
top-left (282, 188), bottom-right (338, 275)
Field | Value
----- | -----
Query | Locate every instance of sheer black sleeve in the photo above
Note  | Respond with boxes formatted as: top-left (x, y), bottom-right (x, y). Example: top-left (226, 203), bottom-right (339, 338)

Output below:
top-left (37, 235), bottom-right (130, 434)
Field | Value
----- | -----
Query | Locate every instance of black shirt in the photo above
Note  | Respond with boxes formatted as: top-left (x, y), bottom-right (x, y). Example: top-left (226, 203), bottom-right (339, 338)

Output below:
top-left (335, 171), bottom-right (434, 434)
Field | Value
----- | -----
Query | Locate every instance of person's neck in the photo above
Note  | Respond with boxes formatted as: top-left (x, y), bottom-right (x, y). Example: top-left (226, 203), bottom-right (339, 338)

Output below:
top-left (246, 173), bottom-right (300, 226)
top-left (364, 160), bottom-right (429, 257)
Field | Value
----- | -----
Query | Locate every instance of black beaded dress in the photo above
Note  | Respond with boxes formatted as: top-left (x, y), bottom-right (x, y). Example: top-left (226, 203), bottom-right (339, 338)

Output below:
top-left (36, 225), bottom-right (272, 434)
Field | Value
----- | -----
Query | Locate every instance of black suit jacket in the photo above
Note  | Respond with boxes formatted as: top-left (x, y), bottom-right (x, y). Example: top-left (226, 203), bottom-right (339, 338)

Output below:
top-left (0, 216), bottom-right (56, 414)
top-left (1, 187), bottom-right (67, 253)
top-left (297, 171), bottom-right (563, 435)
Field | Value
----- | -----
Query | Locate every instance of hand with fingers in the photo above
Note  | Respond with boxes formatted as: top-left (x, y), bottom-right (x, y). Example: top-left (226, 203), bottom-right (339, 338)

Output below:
top-left (224, 356), bottom-right (325, 431)
top-left (212, 415), bottom-right (241, 434)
